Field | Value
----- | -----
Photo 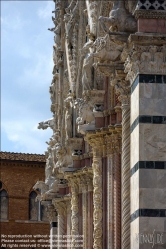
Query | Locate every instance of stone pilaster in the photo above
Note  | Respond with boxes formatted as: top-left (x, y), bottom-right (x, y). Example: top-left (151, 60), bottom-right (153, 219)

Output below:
top-left (53, 200), bottom-right (67, 249)
top-left (125, 36), bottom-right (166, 249)
top-left (46, 204), bottom-right (58, 249)
top-left (65, 175), bottom-right (79, 249)
top-left (85, 134), bottom-right (104, 249)
top-left (80, 175), bottom-right (88, 249)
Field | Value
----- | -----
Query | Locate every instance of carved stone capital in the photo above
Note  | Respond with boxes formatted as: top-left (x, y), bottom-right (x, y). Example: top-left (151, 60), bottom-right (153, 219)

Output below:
top-left (105, 127), bottom-right (122, 156)
top-left (125, 44), bottom-right (166, 84)
top-left (85, 133), bottom-right (104, 157)
top-left (46, 203), bottom-right (57, 223)
top-left (111, 71), bottom-right (130, 106)
top-left (53, 200), bottom-right (67, 216)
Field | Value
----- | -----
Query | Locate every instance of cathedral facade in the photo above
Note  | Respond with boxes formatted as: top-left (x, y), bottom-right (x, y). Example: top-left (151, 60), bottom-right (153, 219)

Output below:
top-left (36, 1), bottom-right (166, 248)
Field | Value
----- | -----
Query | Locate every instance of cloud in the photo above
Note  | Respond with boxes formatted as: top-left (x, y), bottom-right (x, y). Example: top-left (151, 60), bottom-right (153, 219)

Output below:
top-left (2, 118), bottom-right (53, 154)
top-left (1, 1), bottom-right (55, 154)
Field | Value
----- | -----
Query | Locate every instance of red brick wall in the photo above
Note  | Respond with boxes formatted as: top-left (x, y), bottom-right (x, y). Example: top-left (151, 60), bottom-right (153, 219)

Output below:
top-left (0, 159), bottom-right (50, 247)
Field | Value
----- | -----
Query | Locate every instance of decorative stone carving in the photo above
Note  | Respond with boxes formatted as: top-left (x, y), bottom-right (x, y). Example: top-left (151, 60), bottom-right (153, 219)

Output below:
top-left (38, 118), bottom-right (55, 130)
top-left (48, 7), bottom-right (61, 49)
top-left (85, 134), bottom-right (104, 249)
top-left (111, 77), bottom-right (130, 105)
top-left (33, 181), bottom-right (49, 201)
top-left (64, 175), bottom-right (79, 249)
top-left (53, 143), bottom-right (73, 173)
top-left (81, 40), bottom-right (94, 91)
top-left (125, 45), bottom-right (166, 83)
top-left (86, 0), bottom-right (98, 36)
top-left (64, 96), bottom-right (73, 139)
top-left (99, 0), bottom-right (137, 33)
top-left (136, 0), bottom-right (166, 11)
top-left (93, 34), bottom-right (125, 63)
top-left (75, 96), bottom-right (95, 125)
top-left (45, 203), bottom-right (57, 223)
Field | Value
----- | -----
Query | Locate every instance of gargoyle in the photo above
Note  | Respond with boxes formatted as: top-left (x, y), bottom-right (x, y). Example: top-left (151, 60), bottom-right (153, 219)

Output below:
top-left (38, 118), bottom-right (55, 130)
top-left (99, 0), bottom-right (137, 33)
top-left (92, 34), bottom-right (124, 62)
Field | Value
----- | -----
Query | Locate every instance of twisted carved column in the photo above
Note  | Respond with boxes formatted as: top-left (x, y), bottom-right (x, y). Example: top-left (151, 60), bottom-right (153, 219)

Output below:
top-left (121, 97), bottom-right (130, 249)
top-left (86, 134), bottom-right (104, 249)
top-left (113, 129), bottom-right (121, 249)
top-left (112, 72), bottom-right (130, 249)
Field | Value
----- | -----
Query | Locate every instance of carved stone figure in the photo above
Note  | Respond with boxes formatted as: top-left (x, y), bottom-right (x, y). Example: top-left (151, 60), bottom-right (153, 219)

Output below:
top-left (53, 143), bottom-right (73, 172)
top-left (99, 0), bottom-right (137, 33)
top-left (75, 95), bottom-right (95, 125)
top-left (93, 34), bottom-right (124, 62)
top-left (64, 98), bottom-right (73, 139)
top-left (38, 118), bottom-right (55, 130)
top-left (48, 8), bottom-right (61, 48)
top-left (81, 40), bottom-right (94, 91)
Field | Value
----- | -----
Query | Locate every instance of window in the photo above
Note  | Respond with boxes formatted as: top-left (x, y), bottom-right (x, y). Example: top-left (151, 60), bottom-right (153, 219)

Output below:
top-left (0, 189), bottom-right (8, 220)
top-left (29, 191), bottom-right (48, 222)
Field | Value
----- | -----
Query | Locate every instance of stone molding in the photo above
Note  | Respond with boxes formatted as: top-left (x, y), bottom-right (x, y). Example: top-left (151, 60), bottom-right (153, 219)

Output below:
top-left (134, 9), bottom-right (166, 19)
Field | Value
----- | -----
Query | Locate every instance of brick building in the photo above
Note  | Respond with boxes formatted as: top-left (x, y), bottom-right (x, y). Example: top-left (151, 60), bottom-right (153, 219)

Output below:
top-left (0, 152), bottom-right (49, 248)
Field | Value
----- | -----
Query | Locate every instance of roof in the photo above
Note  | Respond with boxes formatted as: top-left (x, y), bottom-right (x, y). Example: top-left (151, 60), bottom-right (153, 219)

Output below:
top-left (0, 151), bottom-right (46, 162)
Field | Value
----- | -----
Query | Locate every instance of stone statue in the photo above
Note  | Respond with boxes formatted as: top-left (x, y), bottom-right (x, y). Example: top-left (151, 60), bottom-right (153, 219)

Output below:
top-left (53, 143), bottom-right (73, 173)
top-left (75, 95), bottom-right (95, 125)
top-left (99, 0), bottom-right (137, 33)
top-left (64, 97), bottom-right (73, 139)
top-left (81, 40), bottom-right (94, 91)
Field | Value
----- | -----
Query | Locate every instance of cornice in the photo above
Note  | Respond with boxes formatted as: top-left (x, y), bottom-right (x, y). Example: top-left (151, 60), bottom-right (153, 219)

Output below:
top-left (0, 151), bottom-right (46, 162)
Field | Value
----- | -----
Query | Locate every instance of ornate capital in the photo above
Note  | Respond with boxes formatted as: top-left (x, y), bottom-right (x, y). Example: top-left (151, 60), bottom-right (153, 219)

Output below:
top-left (53, 200), bottom-right (67, 216)
top-left (85, 133), bottom-right (104, 157)
top-left (105, 127), bottom-right (122, 156)
top-left (46, 204), bottom-right (57, 223)
top-left (111, 71), bottom-right (130, 106)
top-left (125, 44), bottom-right (166, 84)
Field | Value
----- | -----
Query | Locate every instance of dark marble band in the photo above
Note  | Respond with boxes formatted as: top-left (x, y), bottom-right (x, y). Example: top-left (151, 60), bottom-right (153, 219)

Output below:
top-left (131, 115), bottom-right (166, 133)
top-left (50, 222), bottom-right (57, 228)
top-left (131, 209), bottom-right (166, 222)
top-left (130, 161), bottom-right (166, 176)
top-left (131, 74), bottom-right (166, 94)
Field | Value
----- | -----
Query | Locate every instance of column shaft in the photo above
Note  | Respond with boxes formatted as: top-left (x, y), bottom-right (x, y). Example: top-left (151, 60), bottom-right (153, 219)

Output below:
top-left (121, 103), bottom-right (130, 249)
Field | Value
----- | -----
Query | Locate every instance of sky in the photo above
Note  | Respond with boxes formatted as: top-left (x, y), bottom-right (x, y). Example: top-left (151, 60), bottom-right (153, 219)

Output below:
top-left (1, 0), bottom-right (55, 154)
